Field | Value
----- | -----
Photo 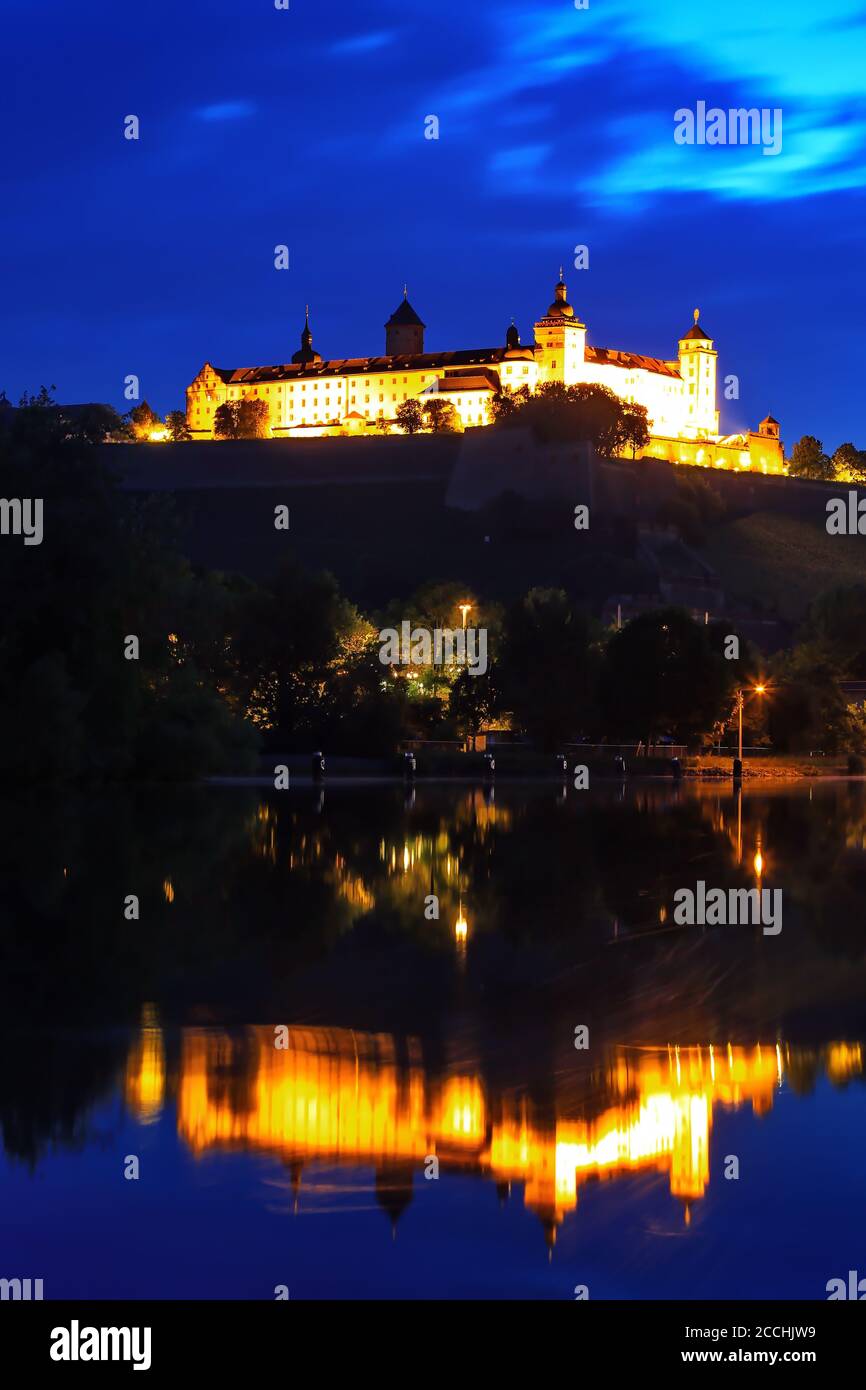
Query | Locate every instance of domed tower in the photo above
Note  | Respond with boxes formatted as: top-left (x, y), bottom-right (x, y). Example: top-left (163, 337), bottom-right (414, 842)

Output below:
top-left (292, 306), bottom-right (323, 366)
top-left (677, 308), bottom-right (718, 437)
top-left (547, 273), bottom-right (576, 319)
top-left (385, 287), bottom-right (426, 356)
top-left (505, 321), bottom-right (521, 351)
top-left (533, 269), bottom-right (586, 386)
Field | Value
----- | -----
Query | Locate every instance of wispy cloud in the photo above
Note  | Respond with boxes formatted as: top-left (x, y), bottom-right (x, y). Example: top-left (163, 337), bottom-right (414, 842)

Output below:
top-left (587, 113), bottom-right (866, 208)
top-left (331, 31), bottom-right (397, 56)
top-left (417, 0), bottom-right (866, 204)
top-left (193, 100), bottom-right (256, 123)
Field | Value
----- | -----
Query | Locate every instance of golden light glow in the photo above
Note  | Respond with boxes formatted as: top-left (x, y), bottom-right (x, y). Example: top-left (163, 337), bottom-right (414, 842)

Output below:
top-left (119, 1024), bottom-right (864, 1238)
top-left (185, 281), bottom-right (786, 473)
top-left (455, 905), bottom-right (468, 946)
top-left (125, 1005), bottom-right (165, 1124)
top-left (162, 878), bottom-right (174, 904)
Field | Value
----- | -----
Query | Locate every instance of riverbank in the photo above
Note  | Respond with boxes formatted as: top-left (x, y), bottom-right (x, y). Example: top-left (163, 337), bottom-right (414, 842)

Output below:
top-left (686, 753), bottom-right (853, 779)
top-left (209, 750), bottom-right (858, 784)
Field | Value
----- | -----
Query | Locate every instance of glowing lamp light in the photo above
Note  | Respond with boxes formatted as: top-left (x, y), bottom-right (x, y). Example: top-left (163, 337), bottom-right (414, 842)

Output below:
top-left (455, 902), bottom-right (468, 946)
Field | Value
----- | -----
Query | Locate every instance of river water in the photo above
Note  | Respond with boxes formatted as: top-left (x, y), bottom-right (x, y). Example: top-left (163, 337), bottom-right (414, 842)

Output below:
top-left (1, 780), bottom-right (864, 1299)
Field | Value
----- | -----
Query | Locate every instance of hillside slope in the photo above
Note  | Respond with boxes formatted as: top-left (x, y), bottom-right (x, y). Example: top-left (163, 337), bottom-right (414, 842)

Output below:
top-left (702, 512), bottom-right (866, 621)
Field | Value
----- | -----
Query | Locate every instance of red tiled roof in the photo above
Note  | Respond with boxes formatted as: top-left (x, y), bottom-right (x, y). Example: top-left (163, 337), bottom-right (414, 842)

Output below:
top-left (437, 373), bottom-right (499, 393)
top-left (585, 346), bottom-right (681, 379)
top-left (206, 347), bottom-right (511, 386)
top-left (198, 341), bottom-right (681, 385)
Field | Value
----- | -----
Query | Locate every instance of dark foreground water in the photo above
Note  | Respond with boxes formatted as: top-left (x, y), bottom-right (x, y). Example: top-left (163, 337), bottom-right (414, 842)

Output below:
top-left (2, 779), bottom-right (866, 1299)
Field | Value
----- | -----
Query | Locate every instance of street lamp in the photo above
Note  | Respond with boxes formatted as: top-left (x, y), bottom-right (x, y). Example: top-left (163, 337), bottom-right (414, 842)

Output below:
top-left (733, 683), bottom-right (768, 780)
top-left (458, 603), bottom-right (472, 674)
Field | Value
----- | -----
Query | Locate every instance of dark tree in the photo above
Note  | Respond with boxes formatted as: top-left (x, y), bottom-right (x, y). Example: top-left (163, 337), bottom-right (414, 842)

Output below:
top-left (788, 435), bottom-right (833, 480)
top-left (489, 385), bottom-right (531, 421)
top-left (213, 401), bottom-right (241, 440)
top-left (129, 400), bottom-right (161, 440)
top-left (237, 397), bottom-right (270, 439)
top-left (423, 399), bottom-right (460, 433)
top-left (165, 410), bottom-right (192, 441)
top-left (494, 380), bottom-right (649, 459)
top-left (448, 665), bottom-right (498, 744)
top-left (0, 390), bottom-right (258, 780)
top-left (600, 608), bottom-right (735, 749)
top-left (216, 398), bottom-right (270, 440)
top-left (831, 442), bottom-right (866, 482)
top-left (396, 400), bottom-right (424, 434)
top-left (498, 588), bottom-right (595, 749)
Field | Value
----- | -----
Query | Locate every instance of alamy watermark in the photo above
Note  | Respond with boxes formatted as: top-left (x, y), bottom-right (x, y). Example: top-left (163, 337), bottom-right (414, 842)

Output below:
top-left (826, 1270), bottom-right (866, 1300)
top-left (674, 101), bottom-right (782, 157)
top-left (673, 880), bottom-right (782, 935)
top-left (379, 622), bottom-right (488, 676)
top-left (0, 497), bottom-right (43, 545)
top-left (1, 1276), bottom-right (43, 1300)
top-left (50, 1321), bottom-right (152, 1371)
top-left (826, 492), bottom-right (866, 535)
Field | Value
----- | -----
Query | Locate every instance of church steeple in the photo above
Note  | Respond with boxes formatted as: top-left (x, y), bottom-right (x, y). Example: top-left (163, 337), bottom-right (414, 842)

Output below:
top-left (292, 305), bottom-right (322, 365)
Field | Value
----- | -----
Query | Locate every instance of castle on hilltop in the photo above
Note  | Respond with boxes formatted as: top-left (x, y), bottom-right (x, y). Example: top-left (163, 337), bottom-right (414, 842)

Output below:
top-left (186, 274), bottom-right (785, 473)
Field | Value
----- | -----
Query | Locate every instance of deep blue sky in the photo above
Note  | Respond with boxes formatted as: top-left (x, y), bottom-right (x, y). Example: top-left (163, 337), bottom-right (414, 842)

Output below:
top-left (1, 0), bottom-right (864, 449)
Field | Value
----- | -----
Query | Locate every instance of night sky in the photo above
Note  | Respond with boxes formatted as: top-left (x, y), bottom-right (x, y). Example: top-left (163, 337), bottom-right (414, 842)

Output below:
top-left (1, 0), bottom-right (864, 448)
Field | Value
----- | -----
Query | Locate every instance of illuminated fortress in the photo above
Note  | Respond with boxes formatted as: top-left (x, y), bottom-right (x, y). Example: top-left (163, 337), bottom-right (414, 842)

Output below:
top-left (186, 274), bottom-right (785, 473)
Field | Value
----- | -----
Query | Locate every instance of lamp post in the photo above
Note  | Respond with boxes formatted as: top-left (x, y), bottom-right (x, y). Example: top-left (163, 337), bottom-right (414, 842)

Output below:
top-left (733, 683), bottom-right (766, 781)
top-left (458, 603), bottom-right (472, 673)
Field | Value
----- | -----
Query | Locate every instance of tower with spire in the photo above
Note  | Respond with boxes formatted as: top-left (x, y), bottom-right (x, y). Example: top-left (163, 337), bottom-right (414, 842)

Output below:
top-left (385, 287), bottom-right (426, 356)
top-left (677, 308), bottom-right (719, 436)
top-left (292, 306), bottom-right (322, 366)
top-left (533, 269), bottom-right (587, 386)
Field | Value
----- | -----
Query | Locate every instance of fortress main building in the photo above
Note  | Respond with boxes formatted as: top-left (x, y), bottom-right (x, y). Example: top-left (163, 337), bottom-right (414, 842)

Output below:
top-left (186, 275), bottom-right (784, 473)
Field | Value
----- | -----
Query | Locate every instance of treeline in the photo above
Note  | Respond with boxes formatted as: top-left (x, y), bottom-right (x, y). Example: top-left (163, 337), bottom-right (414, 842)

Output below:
top-left (490, 381), bottom-right (650, 459)
top-left (788, 435), bottom-right (866, 482)
top-left (2, 395), bottom-right (864, 781)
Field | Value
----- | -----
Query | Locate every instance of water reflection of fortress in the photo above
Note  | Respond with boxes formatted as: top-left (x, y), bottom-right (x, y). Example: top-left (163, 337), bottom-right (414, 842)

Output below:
top-left (126, 1017), bottom-right (862, 1246)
